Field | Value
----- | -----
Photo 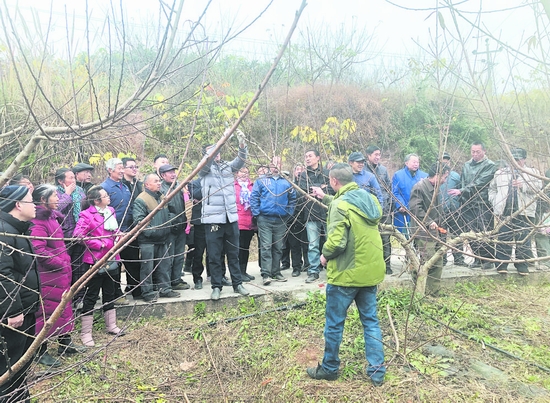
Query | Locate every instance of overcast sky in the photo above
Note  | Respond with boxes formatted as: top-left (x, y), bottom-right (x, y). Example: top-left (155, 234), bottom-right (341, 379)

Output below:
top-left (4, 0), bottom-right (534, 54)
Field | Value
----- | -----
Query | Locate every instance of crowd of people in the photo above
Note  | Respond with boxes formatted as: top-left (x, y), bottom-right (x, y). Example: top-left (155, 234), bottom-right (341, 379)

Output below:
top-left (1, 131), bottom-right (550, 397)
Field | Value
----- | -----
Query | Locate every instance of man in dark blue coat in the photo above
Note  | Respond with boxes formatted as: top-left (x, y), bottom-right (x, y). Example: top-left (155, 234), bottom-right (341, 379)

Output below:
top-left (392, 153), bottom-right (428, 237)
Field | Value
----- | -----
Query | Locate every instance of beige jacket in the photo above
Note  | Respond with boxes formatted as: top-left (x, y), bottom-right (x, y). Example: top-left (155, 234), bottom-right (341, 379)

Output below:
top-left (488, 166), bottom-right (542, 218)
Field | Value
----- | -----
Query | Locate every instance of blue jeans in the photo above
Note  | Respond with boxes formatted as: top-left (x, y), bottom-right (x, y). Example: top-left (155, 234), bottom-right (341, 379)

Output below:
top-left (322, 284), bottom-right (385, 382)
top-left (306, 221), bottom-right (325, 274)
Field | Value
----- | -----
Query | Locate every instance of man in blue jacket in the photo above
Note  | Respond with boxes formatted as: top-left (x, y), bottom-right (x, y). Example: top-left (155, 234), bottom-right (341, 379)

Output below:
top-left (251, 160), bottom-right (296, 284)
top-left (101, 158), bottom-right (133, 305)
top-left (392, 153), bottom-right (428, 236)
top-left (348, 152), bottom-right (383, 205)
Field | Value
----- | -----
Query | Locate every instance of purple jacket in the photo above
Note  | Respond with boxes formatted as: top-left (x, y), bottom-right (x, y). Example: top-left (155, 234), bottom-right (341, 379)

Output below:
top-left (56, 187), bottom-right (86, 238)
top-left (73, 205), bottom-right (120, 265)
top-left (30, 206), bottom-right (74, 337)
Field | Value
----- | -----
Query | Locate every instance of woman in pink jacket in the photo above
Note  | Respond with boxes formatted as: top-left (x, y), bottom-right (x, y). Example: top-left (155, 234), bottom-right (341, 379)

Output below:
top-left (235, 167), bottom-right (257, 281)
top-left (73, 186), bottom-right (125, 347)
top-left (31, 185), bottom-right (85, 368)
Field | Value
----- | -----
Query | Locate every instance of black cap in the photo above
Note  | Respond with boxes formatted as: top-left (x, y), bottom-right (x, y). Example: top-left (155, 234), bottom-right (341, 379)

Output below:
top-left (72, 163), bottom-right (94, 174)
top-left (159, 164), bottom-right (177, 174)
top-left (442, 152), bottom-right (451, 160)
top-left (348, 152), bottom-right (366, 162)
top-left (0, 185), bottom-right (29, 212)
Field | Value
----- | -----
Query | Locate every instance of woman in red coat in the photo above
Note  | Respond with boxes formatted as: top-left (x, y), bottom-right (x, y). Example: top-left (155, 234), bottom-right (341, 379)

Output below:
top-left (31, 185), bottom-right (84, 368)
top-left (235, 167), bottom-right (257, 281)
top-left (73, 186), bottom-right (124, 347)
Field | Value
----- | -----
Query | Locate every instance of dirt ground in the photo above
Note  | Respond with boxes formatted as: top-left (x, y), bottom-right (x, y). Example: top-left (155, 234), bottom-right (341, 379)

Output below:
top-left (30, 276), bottom-right (550, 402)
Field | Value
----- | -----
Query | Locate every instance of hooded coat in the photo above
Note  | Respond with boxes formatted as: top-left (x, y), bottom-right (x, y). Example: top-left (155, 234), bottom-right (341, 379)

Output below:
top-left (0, 211), bottom-right (40, 319)
top-left (322, 182), bottom-right (385, 287)
top-left (30, 206), bottom-right (74, 336)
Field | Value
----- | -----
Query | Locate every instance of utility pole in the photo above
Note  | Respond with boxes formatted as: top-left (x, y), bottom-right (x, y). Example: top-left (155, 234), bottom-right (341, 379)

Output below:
top-left (473, 38), bottom-right (503, 95)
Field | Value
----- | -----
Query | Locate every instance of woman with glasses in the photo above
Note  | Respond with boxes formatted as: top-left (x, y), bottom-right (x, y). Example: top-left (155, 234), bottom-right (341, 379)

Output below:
top-left (73, 186), bottom-right (125, 347)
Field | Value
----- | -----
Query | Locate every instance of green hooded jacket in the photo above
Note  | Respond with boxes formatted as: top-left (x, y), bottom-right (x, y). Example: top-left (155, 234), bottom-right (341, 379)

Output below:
top-left (322, 182), bottom-right (386, 287)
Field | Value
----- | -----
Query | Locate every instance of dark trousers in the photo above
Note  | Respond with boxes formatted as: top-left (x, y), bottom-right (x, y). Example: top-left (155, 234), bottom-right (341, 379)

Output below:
top-left (190, 224), bottom-right (208, 283)
top-left (282, 217), bottom-right (309, 270)
top-left (239, 229), bottom-right (256, 274)
top-left (461, 204), bottom-right (495, 260)
top-left (81, 264), bottom-right (116, 315)
top-left (205, 222), bottom-right (242, 290)
top-left (0, 314), bottom-right (35, 403)
top-left (168, 231), bottom-right (186, 286)
top-left (442, 212), bottom-right (465, 264)
top-left (120, 240), bottom-right (141, 297)
top-left (495, 215), bottom-right (533, 273)
top-left (68, 242), bottom-right (87, 302)
top-left (380, 215), bottom-right (392, 270)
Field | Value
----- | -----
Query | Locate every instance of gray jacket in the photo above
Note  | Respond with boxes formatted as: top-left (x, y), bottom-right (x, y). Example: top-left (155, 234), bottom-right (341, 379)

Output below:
top-left (199, 146), bottom-right (247, 224)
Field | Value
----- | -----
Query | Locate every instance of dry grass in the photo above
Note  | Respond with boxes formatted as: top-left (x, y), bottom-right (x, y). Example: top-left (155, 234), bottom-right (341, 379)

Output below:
top-left (31, 277), bottom-right (550, 402)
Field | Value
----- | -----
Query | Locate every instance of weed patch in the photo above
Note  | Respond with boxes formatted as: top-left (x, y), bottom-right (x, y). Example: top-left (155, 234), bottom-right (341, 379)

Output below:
top-left (31, 280), bottom-right (550, 402)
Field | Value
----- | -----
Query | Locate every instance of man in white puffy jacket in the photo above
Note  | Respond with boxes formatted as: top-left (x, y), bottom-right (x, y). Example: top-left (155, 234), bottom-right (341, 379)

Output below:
top-left (488, 148), bottom-right (541, 275)
top-left (199, 130), bottom-right (250, 300)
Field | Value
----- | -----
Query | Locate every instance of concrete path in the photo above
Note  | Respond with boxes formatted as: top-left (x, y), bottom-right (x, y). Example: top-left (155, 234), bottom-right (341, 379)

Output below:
top-left (114, 251), bottom-right (550, 318)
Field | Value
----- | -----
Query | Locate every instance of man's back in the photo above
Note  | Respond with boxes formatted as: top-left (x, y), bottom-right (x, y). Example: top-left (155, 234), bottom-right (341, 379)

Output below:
top-left (323, 182), bottom-right (385, 287)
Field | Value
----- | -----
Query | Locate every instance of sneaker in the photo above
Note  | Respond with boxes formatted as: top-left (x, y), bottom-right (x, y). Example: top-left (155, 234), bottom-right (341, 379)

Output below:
top-left (195, 279), bottom-right (203, 290)
top-left (38, 352), bottom-right (62, 368)
top-left (172, 282), bottom-right (190, 291)
top-left (306, 364), bottom-right (338, 381)
top-left (469, 260), bottom-right (482, 268)
top-left (371, 377), bottom-right (384, 387)
top-left (292, 269), bottom-right (301, 277)
top-left (221, 277), bottom-right (232, 287)
top-left (159, 291), bottom-right (181, 298)
top-left (305, 274), bottom-right (319, 283)
top-left (517, 267), bottom-right (530, 276)
top-left (262, 276), bottom-right (271, 286)
top-left (234, 284), bottom-right (250, 296)
top-left (143, 293), bottom-right (158, 303)
top-left (114, 297), bottom-right (130, 306)
top-left (211, 287), bottom-right (221, 301)
top-left (273, 274), bottom-right (287, 282)
top-left (496, 266), bottom-right (508, 274)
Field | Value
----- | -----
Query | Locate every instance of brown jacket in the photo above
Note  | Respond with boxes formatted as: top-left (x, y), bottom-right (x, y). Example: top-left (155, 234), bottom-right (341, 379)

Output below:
top-left (409, 178), bottom-right (443, 240)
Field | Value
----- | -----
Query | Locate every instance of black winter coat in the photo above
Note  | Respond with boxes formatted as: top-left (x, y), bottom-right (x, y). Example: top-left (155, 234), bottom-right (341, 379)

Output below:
top-left (0, 211), bottom-right (40, 319)
top-left (298, 165), bottom-right (333, 222)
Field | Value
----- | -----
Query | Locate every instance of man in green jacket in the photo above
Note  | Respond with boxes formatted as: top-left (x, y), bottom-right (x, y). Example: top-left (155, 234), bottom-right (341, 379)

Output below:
top-left (307, 164), bottom-right (386, 386)
top-left (448, 142), bottom-right (496, 269)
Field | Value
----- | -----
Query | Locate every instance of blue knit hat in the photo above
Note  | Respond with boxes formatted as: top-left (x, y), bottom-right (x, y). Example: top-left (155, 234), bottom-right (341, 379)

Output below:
top-left (0, 185), bottom-right (29, 212)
